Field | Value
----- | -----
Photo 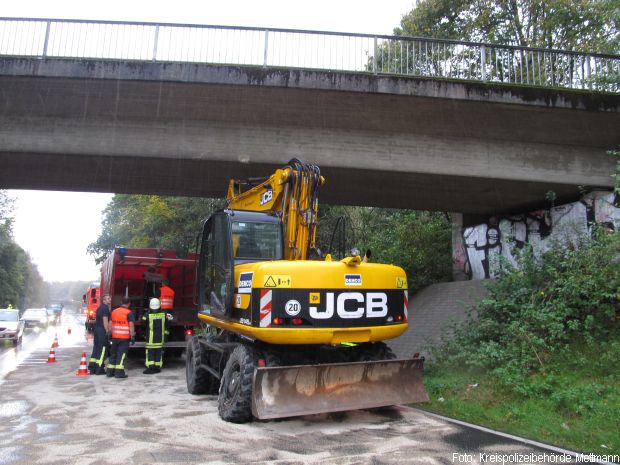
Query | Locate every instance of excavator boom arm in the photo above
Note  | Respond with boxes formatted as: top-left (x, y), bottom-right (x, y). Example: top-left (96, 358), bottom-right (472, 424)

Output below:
top-left (226, 159), bottom-right (324, 260)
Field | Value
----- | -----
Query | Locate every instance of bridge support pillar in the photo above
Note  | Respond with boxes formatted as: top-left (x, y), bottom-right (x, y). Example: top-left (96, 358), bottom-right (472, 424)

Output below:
top-left (450, 213), bottom-right (469, 282)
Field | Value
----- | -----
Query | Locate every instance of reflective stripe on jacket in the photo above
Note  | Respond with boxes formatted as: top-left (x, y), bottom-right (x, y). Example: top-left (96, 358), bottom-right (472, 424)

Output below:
top-left (160, 285), bottom-right (175, 310)
top-left (111, 307), bottom-right (132, 339)
top-left (143, 311), bottom-right (166, 348)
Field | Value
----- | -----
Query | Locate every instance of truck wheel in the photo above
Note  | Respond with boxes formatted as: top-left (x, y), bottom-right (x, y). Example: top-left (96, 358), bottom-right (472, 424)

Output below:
top-left (186, 337), bottom-right (219, 395)
top-left (218, 344), bottom-right (256, 423)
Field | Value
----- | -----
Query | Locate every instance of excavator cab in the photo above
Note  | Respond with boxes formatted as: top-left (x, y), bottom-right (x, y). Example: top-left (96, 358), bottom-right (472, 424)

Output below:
top-left (199, 211), bottom-right (233, 316)
top-left (198, 210), bottom-right (282, 316)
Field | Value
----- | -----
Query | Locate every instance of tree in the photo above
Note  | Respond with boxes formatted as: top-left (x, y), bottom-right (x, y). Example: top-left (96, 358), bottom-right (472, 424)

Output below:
top-left (316, 206), bottom-right (452, 293)
top-left (0, 190), bottom-right (14, 234)
top-left (371, 0), bottom-right (619, 91)
top-left (88, 195), bottom-right (225, 263)
top-left (396, 0), bottom-right (619, 53)
top-left (0, 190), bottom-right (46, 308)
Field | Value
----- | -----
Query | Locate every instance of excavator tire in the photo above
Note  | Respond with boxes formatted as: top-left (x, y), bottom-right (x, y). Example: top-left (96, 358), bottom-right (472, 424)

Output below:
top-left (356, 342), bottom-right (397, 361)
top-left (186, 336), bottom-right (219, 395)
top-left (218, 344), bottom-right (257, 423)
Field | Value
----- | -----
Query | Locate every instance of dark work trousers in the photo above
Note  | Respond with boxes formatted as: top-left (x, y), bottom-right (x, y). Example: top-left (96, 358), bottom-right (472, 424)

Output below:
top-left (145, 347), bottom-right (163, 369)
top-left (107, 338), bottom-right (130, 378)
top-left (88, 326), bottom-right (108, 374)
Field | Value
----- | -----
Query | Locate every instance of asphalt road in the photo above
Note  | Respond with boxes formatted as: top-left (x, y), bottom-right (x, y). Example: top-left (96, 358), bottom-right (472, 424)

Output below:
top-left (0, 310), bottom-right (89, 380)
top-left (0, 310), bottom-right (587, 465)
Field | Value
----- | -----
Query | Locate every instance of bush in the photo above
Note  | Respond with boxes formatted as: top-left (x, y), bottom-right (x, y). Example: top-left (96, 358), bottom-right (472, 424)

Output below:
top-left (430, 228), bottom-right (620, 392)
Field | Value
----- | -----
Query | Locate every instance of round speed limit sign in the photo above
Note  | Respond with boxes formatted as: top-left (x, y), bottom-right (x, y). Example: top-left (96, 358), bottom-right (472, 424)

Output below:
top-left (284, 299), bottom-right (301, 316)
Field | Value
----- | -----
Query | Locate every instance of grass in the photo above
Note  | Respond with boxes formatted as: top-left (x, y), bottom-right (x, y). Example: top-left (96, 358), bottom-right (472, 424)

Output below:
top-left (417, 342), bottom-right (620, 460)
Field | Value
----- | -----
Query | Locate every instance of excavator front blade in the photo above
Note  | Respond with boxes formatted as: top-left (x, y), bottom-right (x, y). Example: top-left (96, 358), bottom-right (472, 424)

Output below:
top-left (251, 357), bottom-right (428, 420)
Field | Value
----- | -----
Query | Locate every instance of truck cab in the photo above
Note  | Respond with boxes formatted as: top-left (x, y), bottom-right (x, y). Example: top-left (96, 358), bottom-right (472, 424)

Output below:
top-left (83, 283), bottom-right (100, 331)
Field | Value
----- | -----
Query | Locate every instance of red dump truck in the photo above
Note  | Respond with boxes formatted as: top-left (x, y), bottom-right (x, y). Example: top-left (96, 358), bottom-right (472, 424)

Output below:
top-left (100, 247), bottom-right (200, 354)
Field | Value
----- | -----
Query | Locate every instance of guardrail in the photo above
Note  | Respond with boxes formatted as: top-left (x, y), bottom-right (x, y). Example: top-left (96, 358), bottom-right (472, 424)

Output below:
top-left (1, 18), bottom-right (618, 92)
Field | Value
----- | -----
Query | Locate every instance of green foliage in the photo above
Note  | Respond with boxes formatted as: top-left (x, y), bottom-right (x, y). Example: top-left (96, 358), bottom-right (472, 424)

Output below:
top-left (0, 190), bottom-right (47, 308)
top-left (373, 1), bottom-right (619, 91)
top-left (0, 229), bottom-right (27, 307)
top-left (431, 228), bottom-right (620, 392)
top-left (88, 194), bottom-right (225, 263)
top-left (422, 342), bottom-right (620, 455)
top-left (316, 206), bottom-right (452, 293)
top-left (397, 0), bottom-right (619, 53)
top-left (610, 147), bottom-right (620, 194)
top-left (0, 190), bottom-right (14, 233)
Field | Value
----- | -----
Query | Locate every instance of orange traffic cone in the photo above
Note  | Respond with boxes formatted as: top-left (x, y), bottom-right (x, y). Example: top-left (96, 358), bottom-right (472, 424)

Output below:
top-left (76, 352), bottom-right (89, 376)
top-left (52, 334), bottom-right (59, 348)
top-left (47, 347), bottom-right (56, 363)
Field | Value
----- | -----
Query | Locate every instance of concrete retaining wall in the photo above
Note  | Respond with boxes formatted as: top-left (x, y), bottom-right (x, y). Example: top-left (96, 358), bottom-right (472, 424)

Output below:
top-left (388, 280), bottom-right (488, 359)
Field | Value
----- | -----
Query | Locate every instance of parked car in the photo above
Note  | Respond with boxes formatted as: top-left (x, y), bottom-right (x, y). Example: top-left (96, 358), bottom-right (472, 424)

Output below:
top-left (21, 308), bottom-right (49, 327)
top-left (0, 309), bottom-right (25, 345)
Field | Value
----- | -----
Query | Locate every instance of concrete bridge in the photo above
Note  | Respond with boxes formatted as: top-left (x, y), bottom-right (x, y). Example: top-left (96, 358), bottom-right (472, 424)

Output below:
top-left (1, 19), bottom-right (619, 221)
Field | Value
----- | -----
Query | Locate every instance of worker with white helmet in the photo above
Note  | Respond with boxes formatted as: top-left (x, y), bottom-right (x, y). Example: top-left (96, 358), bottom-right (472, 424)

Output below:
top-left (141, 297), bottom-right (169, 374)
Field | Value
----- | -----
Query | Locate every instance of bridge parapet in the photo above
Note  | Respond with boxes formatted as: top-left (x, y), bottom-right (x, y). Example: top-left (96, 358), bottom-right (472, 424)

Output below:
top-left (1, 17), bottom-right (618, 93)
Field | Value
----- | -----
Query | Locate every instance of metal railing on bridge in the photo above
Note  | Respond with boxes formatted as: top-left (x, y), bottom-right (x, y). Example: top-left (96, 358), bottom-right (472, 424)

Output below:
top-left (1, 17), bottom-right (618, 92)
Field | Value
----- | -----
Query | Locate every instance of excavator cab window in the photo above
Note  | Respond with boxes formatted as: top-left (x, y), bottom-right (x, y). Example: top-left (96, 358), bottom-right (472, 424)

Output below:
top-left (199, 213), bottom-right (233, 316)
top-left (232, 221), bottom-right (282, 261)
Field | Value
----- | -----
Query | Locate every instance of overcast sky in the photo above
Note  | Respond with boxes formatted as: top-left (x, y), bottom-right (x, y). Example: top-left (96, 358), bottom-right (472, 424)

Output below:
top-left (5, 0), bottom-right (415, 282)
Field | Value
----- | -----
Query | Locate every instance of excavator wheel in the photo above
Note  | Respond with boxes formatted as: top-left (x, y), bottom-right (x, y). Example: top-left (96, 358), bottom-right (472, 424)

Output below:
top-left (186, 336), bottom-right (219, 395)
top-left (218, 344), bottom-right (257, 423)
top-left (356, 342), bottom-right (397, 362)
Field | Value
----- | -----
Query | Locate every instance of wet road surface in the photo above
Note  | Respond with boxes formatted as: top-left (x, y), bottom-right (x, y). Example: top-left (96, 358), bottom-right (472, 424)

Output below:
top-left (0, 311), bottom-right (89, 379)
top-left (0, 311), bottom-right (585, 465)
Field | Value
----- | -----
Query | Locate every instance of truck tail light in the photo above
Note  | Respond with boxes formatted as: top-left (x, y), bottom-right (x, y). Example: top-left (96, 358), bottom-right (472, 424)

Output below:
top-left (273, 317), bottom-right (283, 325)
top-left (185, 329), bottom-right (194, 336)
top-left (292, 318), bottom-right (303, 325)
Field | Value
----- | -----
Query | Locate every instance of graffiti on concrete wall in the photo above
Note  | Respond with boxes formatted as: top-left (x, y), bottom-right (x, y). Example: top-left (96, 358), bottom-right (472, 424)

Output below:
top-left (457, 191), bottom-right (619, 280)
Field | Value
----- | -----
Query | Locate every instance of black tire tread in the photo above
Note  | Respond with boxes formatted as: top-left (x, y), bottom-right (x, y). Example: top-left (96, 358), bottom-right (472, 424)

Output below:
top-left (218, 344), bottom-right (256, 423)
top-left (186, 336), bottom-right (219, 395)
top-left (356, 342), bottom-right (397, 361)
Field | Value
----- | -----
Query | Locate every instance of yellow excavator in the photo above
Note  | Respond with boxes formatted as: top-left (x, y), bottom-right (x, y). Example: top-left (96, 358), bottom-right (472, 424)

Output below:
top-left (186, 159), bottom-right (428, 423)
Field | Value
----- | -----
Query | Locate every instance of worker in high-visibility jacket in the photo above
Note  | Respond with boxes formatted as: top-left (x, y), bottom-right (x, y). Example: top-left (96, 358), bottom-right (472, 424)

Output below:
top-left (159, 281), bottom-right (175, 311)
top-left (106, 297), bottom-right (135, 379)
top-left (141, 298), bottom-right (170, 374)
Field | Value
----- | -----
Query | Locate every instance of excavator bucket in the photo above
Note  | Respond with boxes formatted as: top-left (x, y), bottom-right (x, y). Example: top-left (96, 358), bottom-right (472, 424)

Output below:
top-left (251, 357), bottom-right (428, 420)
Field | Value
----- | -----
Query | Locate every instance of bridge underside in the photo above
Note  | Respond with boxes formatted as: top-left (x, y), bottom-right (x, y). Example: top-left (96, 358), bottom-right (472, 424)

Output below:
top-left (0, 152), bottom-right (581, 219)
top-left (0, 59), bottom-right (618, 218)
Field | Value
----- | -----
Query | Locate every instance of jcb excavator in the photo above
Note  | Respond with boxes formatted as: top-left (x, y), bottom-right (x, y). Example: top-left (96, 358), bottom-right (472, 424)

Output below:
top-left (186, 159), bottom-right (428, 423)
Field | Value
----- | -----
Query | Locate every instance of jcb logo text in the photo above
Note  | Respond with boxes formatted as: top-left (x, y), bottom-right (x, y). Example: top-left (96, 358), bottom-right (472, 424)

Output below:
top-left (309, 292), bottom-right (388, 319)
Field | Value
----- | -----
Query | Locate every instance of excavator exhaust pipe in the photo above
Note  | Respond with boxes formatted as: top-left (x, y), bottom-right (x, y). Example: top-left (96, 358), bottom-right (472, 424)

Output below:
top-left (252, 357), bottom-right (428, 420)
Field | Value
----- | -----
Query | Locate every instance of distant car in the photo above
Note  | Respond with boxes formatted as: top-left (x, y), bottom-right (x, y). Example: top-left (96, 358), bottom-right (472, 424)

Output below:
top-left (0, 309), bottom-right (25, 345)
top-left (21, 308), bottom-right (49, 327)
top-left (46, 303), bottom-right (64, 323)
